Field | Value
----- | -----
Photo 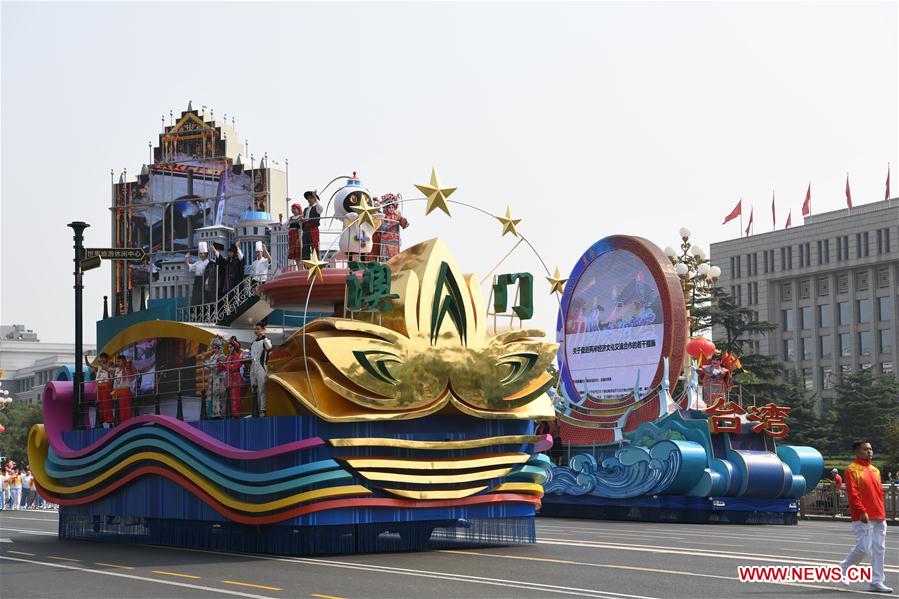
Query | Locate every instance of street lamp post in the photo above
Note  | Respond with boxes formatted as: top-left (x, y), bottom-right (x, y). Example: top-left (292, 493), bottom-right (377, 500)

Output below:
top-left (68, 221), bottom-right (89, 430)
top-left (664, 227), bottom-right (721, 335)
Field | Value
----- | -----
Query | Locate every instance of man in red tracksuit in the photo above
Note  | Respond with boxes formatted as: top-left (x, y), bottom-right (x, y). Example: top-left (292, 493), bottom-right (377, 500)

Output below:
top-left (839, 441), bottom-right (892, 593)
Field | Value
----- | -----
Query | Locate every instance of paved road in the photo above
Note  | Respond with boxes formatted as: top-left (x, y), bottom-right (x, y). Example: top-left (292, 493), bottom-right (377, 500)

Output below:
top-left (1, 510), bottom-right (896, 598)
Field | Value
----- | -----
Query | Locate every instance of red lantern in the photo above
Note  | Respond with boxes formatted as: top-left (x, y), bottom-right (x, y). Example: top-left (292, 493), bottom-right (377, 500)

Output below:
top-left (686, 337), bottom-right (706, 358)
top-left (0, 424), bottom-right (5, 433)
top-left (686, 337), bottom-right (717, 359)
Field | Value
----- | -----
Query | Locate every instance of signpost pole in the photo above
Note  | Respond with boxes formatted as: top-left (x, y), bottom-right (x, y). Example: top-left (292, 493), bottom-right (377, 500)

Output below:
top-left (69, 221), bottom-right (90, 430)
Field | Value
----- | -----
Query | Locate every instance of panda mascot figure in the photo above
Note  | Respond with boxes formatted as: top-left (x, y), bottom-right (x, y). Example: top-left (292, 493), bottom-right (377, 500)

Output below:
top-left (333, 173), bottom-right (382, 261)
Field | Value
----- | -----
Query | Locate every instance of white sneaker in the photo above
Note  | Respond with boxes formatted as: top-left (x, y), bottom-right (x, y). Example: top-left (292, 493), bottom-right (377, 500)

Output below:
top-left (869, 582), bottom-right (893, 593)
top-left (837, 561), bottom-right (850, 587)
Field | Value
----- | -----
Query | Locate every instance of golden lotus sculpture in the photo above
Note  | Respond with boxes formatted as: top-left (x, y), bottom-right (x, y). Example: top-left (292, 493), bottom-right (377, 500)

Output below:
top-left (268, 238), bottom-right (557, 421)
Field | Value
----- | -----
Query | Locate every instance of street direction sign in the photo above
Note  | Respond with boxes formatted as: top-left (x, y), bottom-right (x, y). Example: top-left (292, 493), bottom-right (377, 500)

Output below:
top-left (84, 247), bottom-right (146, 261)
top-left (80, 255), bottom-right (102, 271)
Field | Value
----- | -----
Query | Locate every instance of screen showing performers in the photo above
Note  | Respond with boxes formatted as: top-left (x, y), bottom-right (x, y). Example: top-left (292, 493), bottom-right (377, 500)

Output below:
top-left (562, 249), bottom-right (664, 400)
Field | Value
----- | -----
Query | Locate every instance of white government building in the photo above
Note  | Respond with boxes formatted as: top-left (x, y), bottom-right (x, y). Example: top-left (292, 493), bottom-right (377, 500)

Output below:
top-left (0, 324), bottom-right (95, 405)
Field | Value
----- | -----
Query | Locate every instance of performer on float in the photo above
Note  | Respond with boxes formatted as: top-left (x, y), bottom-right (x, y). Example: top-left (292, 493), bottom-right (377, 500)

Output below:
top-left (224, 337), bottom-right (244, 417)
top-left (210, 242), bottom-right (228, 301)
top-left (250, 322), bottom-right (272, 417)
top-left (184, 241), bottom-right (211, 306)
top-left (301, 191), bottom-right (323, 260)
top-left (205, 337), bottom-right (226, 418)
top-left (378, 194), bottom-right (409, 260)
top-left (366, 195), bottom-right (383, 261)
top-left (113, 355), bottom-right (136, 423)
top-left (85, 352), bottom-right (114, 427)
top-left (250, 241), bottom-right (272, 283)
top-left (698, 351), bottom-right (731, 405)
top-left (333, 174), bottom-right (381, 263)
top-left (287, 201), bottom-right (303, 268)
top-left (211, 242), bottom-right (245, 297)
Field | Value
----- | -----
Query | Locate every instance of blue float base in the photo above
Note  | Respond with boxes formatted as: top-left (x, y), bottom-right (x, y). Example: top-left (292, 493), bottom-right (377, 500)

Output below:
top-left (58, 513), bottom-right (536, 555)
top-left (539, 494), bottom-right (799, 525)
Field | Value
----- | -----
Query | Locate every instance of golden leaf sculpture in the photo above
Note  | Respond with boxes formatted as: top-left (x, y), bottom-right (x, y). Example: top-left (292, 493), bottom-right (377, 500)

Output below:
top-left (268, 238), bottom-right (557, 421)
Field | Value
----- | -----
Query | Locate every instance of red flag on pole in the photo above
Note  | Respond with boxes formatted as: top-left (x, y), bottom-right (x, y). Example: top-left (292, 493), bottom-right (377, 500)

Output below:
top-left (801, 184), bottom-right (811, 217)
top-left (722, 199), bottom-right (742, 224)
top-left (744, 207), bottom-right (753, 237)
top-left (886, 164), bottom-right (891, 201)
top-left (771, 191), bottom-right (776, 228)
top-left (785, 210), bottom-right (792, 229)
top-left (845, 174), bottom-right (852, 209)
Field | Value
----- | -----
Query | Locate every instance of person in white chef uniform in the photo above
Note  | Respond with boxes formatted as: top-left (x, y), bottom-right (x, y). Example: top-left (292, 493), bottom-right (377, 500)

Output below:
top-left (250, 241), bottom-right (273, 284)
top-left (184, 241), bottom-right (211, 307)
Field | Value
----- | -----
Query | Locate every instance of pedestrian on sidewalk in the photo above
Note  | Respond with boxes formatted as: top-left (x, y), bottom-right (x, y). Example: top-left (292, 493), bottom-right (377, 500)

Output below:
top-left (9, 468), bottom-right (22, 509)
top-left (838, 440), bottom-right (892, 593)
top-left (831, 468), bottom-right (843, 491)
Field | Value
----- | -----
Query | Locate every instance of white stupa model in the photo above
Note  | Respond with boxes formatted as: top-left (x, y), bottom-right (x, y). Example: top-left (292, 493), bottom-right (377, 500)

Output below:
top-left (332, 173), bottom-right (382, 258)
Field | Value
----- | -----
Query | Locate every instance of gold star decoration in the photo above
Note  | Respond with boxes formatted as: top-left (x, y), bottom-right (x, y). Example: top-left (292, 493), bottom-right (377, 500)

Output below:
top-left (494, 206), bottom-right (522, 237)
top-left (414, 167), bottom-right (457, 217)
top-left (546, 266), bottom-right (568, 295)
top-left (350, 195), bottom-right (379, 228)
top-left (302, 249), bottom-right (328, 282)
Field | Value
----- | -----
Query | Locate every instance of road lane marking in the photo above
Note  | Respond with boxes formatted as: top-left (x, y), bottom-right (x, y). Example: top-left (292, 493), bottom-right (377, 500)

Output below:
top-left (224, 581), bottom-right (284, 591)
top-left (686, 540), bottom-right (752, 548)
top-left (537, 537), bottom-right (899, 573)
top-left (0, 556), bottom-right (277, 599)
top-left (47, 555), bottom-right (80, 562)
top-left (137, 543), bottom-right (660, 599)
top-left (95, 562), bottom-right (135, 570)
top-left (0, 516), bottom-right (61, 523)
top-left (1, 521), bottom-right (890, 596)
top-left (309, 594), bottom-right (346, 599)
top-left (536, 524), bottom-right (850, 546)
top-left (7, 550), bottom-right (35, 556)
top-left (196, 552), bottom-right (659, 599)
top-left (439, 549), bottom-right (874, 595)
top-left (0, 522), bottom-right (661, 599)
top-left (153, 569), bottom-right (201, 579)
top-left (537, 523), bottom-right (860, 547)
top-left (0, 526), bottom-right (56, 536)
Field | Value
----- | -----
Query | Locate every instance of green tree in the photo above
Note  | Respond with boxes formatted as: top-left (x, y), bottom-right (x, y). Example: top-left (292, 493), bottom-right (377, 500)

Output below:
top-left (695, 287), bottom-right (844, 452)
top-left (735, 353), bottom-right (787, 405)
top-left (833, 370), bottom-right (899, 452)
top-left (0, 401), bottom-right (43, 467)
top-left (692, 287), bottom-right (776, 354)
top-left (777, 370), bottom-right (840, 450)
top-left (883, 420), bottom-right (899, 477)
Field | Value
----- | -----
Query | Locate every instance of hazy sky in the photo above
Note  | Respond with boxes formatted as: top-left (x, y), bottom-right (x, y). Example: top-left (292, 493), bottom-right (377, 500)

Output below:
top-left (2, 1), bottom-right (897, 345)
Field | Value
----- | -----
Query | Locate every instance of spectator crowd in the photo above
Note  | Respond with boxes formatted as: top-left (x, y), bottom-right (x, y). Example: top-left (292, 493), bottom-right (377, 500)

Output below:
top-left (1, 461), bottom-right (56, 510)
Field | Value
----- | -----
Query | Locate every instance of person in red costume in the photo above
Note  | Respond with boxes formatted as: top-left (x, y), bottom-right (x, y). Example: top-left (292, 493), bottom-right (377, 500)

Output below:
top-left (838, 440), bottom-right (891, 593)
top-left (113, 355), bottom-right (136, 423)
top-left (86, 352), bottom-right (114, 427)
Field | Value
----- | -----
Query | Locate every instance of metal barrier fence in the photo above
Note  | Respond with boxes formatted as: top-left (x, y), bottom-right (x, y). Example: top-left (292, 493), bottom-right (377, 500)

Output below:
top-left (799, 482), bottom-right (898, 520)
top-left (77, 359), bottom-right (262, 429)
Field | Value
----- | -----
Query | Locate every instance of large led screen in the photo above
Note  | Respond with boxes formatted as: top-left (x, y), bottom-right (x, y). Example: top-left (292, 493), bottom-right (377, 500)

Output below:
top-left (556, 236), bottom-right (686, 406)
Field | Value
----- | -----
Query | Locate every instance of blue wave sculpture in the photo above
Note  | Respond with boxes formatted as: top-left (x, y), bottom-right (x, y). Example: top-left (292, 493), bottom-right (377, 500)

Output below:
top-left (545, 408), bottom-right (823, 500)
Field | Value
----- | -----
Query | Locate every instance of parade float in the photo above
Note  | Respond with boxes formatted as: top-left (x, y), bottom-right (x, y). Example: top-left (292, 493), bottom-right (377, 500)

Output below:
top-left (28, 105), bottom-right (824, 561)
top-left (28, 104), bottom-right (563, 554)
top-left (541, 234), bottom-right (824, 524)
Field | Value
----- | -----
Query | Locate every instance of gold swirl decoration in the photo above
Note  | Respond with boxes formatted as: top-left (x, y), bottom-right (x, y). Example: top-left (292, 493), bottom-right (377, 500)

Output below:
top-left (267, 238), bottom-right (557, 422)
